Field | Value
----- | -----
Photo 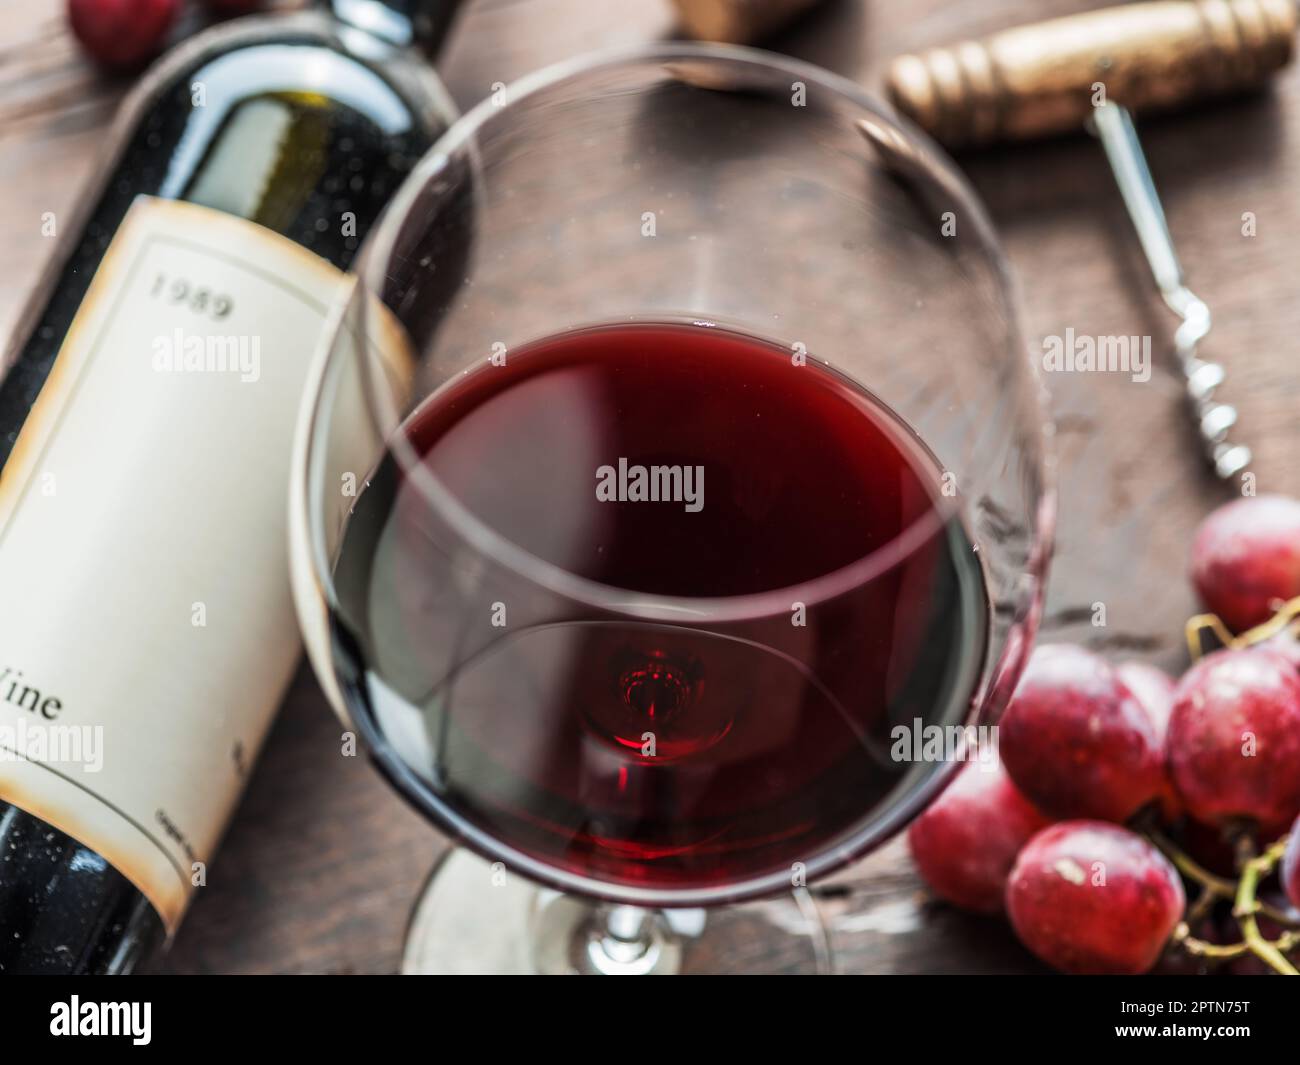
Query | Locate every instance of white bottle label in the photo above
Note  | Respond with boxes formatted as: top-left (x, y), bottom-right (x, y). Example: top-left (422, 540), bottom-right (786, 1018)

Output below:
top-left (0, 196), bottom-right (401, 932)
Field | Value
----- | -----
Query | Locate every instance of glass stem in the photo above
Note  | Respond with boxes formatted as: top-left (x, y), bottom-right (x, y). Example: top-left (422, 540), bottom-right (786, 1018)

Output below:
top-left (587, 906), bottom-right (667, 974)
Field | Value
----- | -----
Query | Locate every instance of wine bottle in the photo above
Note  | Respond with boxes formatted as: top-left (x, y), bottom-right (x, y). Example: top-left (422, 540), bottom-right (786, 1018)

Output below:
top-left (0, 0), bottom-right (461, 974)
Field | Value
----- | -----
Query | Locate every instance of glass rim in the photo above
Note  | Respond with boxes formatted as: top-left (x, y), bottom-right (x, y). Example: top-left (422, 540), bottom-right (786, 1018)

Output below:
top-left (335, 40), bottom-right (1056, 625)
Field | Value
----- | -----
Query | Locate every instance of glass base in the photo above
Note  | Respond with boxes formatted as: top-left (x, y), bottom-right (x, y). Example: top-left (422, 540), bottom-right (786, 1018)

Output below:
top-left (402, 849), bottom-right (833, 974)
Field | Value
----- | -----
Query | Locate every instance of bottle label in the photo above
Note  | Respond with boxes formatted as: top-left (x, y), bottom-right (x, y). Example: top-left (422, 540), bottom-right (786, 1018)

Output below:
top-left (0, 196), bottom-right (404, 932)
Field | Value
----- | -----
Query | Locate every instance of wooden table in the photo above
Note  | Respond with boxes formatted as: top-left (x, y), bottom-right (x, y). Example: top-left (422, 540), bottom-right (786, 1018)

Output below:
top-left (3, 0), bottom-right (1297, 974)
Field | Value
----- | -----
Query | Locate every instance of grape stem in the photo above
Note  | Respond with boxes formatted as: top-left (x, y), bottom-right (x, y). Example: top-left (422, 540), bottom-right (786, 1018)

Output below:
top-left (1232, 837), bottom-right (1298, 976)
top-left (1144, 829), bottom-right (1299, 974)
top-left (1173, 926), bottom-right (1250, 960)
top-left (1146, 828), bottom-right (1239, 898)
top-left (1185, 884), bottom-right (1216, 925)
top-left (1145, 827), bottom-right (1299, 927)
top-left (1185, 594), bottom-right (1300, 661)
top-left (1175, 924), bottom-right (1300, 961)
top-left (1171, 600), bottom-right (1300, 973)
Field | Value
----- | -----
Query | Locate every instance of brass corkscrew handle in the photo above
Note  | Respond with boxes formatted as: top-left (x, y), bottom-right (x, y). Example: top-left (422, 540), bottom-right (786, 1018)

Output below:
top-left (886, 0), bottom-right (1297, 147)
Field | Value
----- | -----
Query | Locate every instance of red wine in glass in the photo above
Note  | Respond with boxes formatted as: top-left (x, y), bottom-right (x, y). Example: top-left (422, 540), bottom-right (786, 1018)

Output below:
top-left (330, 322), bottom-right (988, 900)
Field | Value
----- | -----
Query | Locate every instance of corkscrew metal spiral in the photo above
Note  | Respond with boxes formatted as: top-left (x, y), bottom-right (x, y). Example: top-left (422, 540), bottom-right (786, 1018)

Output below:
top-left (1090, 102), bottom-right (1251, 480)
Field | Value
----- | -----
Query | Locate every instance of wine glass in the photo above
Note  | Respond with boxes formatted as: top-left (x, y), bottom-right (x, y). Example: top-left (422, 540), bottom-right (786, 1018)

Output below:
top-left (289, 43), bottom-right (1053, 974)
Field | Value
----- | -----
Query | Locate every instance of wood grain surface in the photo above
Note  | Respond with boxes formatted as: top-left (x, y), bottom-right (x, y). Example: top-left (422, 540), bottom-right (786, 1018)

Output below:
top-left (2, 0), bottom-right (1297, 974)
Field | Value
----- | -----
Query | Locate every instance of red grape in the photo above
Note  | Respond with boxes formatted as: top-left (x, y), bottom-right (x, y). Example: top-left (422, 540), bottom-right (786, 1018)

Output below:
top-left (1005, 821), bottom-right (1185, 974)
top-left (907, 753), bottom-right (1051, 914)
top-left (67, 0), bottom-right (179, 70)
top-left (1167, 648), bottom-right (1300, 831)
top-left (1258, 627), bottom-right (1300, 671)
top-left (1191, 494), bottom-right (1300, 633)
top-left (1115, 661), bottom-right (1176, 721)
top-left (999, 644), bottom-right (1165, 822)
top-left (1283, 815), bottom-right (1300, 913)
top-left (1116, 660), bottom-right (1183, 822)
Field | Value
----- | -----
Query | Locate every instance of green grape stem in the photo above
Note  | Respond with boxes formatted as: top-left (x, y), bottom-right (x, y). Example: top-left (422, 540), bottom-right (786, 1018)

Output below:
top-left (1145, 829), bottom-right (1299, 975)
top-left (1232, 838), bottom-right (1298, 976)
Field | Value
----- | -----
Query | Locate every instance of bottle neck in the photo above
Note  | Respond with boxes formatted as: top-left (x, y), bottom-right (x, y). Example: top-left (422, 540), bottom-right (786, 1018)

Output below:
top-left (325, 0), bottom-right (462, 55)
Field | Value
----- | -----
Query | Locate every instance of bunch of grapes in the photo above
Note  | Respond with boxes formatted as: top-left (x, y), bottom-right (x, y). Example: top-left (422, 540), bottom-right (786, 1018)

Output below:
top-left (909, 494), bottom-right (1300, 975)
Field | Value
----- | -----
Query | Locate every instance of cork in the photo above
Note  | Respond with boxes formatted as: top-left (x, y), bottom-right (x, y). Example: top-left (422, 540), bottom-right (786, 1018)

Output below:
top-left (886, 0), bottom-right (1297, 147)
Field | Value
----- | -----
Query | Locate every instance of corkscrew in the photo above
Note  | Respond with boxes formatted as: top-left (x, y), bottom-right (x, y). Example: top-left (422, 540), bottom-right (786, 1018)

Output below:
top-left (885, 0), bottom-right (1297, 480)
top-left (1088, 102), bottom-right (1251, 478)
